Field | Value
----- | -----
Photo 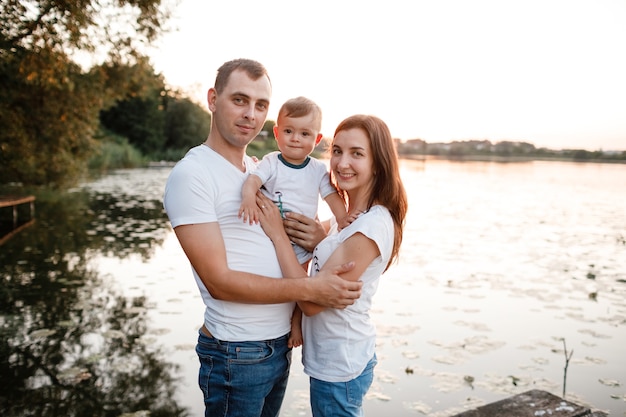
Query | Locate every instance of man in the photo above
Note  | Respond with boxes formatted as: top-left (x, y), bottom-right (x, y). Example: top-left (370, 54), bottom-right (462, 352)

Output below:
top-left (163, 58), bottom-right (361, 417)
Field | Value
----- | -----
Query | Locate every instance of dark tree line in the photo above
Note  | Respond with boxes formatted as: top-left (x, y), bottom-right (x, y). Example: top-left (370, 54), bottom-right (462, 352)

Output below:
top-left (398, 139), bottom-right (626, 162)
top-left (98, 66), bottom-right (212, 160)
top-left (0, 0), bottom-right (211, 189)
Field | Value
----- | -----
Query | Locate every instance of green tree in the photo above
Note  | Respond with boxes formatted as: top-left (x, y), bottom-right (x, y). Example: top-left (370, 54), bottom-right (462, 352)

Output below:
top-left (261, 119), bottom-right (276, 139)
top-left (99, 66), bottom-right (167, 155)
top-left (101, 95), bottom-right (166, 155)
top-left (0, 46), bottom-right (101, 187)
top-left (164, 95), bottom-right (211, 151)
top-left (0, 0), bottom-right (171, 188)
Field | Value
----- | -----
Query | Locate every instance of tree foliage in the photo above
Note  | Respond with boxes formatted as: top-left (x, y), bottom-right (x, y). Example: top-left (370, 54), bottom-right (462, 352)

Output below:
top-left (99, 61), bottom-right (168, 155)
top-left (164, 95), bottom-right (211, 151)
top-left (0, 46), bottom-right (101, 186)
top-left (0, 0), bottom-right (172, 188)
top-left (0, 0), bottom-right (170, 57)
top-left (99, 64), bottom-right (212, 159)
top-left (101, 95), bottom-right (166, 155)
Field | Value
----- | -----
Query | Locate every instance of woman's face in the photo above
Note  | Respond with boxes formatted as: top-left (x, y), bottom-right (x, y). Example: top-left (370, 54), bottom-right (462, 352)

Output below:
top-left (330, 127), bottom-right (374, 198)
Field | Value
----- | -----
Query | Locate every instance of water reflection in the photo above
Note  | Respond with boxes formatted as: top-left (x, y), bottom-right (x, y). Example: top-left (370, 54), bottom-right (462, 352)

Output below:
top-left (356, 159), bottom-right (626, 417)
top-left (0, 171), bottom-right (188, 416)
top-left (1, 162), bottom-right (625, 417)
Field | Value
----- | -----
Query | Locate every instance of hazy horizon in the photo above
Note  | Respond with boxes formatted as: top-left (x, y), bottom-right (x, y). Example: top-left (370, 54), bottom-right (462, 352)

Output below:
top-left (149, 0), bottom-right (626, 153)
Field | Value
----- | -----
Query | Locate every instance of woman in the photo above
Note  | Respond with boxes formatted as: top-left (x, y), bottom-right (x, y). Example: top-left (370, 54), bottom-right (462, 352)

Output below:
top-left (257, 114), bottom-right (408, 416)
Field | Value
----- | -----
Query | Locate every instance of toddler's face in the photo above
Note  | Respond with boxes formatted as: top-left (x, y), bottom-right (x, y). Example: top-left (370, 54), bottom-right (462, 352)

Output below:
top-left (274, 114), bottom-right (322, 165)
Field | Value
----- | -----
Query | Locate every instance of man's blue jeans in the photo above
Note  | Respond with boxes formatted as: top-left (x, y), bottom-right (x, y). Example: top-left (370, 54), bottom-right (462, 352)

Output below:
top-left (196, 329), bottom-right (292, 417)
top-left (309, 354), bottom-right (377, 417)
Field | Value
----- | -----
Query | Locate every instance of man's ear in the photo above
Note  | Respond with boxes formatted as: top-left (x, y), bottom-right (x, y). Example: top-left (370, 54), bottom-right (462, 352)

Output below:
top-left (315, 133), bottom-right (323, 145)
top-left (207, 88), bottom-right (217, 112)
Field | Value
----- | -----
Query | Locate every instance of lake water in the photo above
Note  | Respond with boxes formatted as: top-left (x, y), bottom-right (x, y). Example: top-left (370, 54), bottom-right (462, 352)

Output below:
top-left (1, 159), bottom-right (624, 417)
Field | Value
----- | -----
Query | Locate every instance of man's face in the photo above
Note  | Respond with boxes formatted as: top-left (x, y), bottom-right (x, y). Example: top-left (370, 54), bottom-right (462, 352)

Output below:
top-left (209, 69), bottom-right (272, 149)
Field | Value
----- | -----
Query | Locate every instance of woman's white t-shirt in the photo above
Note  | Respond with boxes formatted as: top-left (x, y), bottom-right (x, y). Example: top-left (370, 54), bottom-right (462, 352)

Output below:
top-left (302, 205), bottom-right (394, 382)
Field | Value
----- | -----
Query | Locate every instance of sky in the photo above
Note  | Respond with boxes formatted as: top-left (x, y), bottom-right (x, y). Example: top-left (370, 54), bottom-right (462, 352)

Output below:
top-left (148, 0), bottom-right (626, 151)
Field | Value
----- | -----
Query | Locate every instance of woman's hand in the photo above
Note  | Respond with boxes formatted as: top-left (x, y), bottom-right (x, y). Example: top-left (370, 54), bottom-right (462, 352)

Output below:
top-left (256, 192), bottom-right (289, 243)
top-left (283, 211), bottom-right (328, 252)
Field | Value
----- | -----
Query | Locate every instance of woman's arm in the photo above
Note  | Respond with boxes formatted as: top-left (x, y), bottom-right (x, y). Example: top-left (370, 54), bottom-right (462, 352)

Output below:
top-left (256, 192), bottom-right (376, 316)
top-left (256, 193), bottom-right (311, 280)
top-left (298, 232), bottom-right (380, 316)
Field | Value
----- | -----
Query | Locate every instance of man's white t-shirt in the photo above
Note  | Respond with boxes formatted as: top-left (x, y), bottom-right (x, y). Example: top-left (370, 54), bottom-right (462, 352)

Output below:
top-left (163, 144), bottom-right (294, 341)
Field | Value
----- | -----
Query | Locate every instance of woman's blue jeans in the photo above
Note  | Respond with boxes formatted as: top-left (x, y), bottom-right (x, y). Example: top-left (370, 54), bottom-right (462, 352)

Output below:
top-left (196, 330), bottom-right (292, 417)
top-left (309, 354), bottom-right (377, 417)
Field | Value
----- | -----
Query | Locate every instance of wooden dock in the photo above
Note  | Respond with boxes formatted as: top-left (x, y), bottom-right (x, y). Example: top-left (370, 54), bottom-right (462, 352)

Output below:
top-left (0, 195), bottom-right (36, 244)
top-left (451, 389), bottom-right (608, 417)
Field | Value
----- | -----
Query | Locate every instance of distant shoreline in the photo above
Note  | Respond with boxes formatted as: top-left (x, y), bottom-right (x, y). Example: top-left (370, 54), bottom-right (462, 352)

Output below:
top-left (399, 154), bottom-right (626, 164)
top-left (146, 153), bottom-right (626, 167)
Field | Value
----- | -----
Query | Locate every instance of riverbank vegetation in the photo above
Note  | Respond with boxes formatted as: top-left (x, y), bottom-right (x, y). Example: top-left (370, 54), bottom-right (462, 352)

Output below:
top-left (396, 139), bottom-right (626, 163)
top-left (1, 0), bottom-right (195, 188)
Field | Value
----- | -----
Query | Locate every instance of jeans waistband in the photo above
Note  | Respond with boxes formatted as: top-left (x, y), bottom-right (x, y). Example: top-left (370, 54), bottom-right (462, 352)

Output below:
top-left (199, 324), bottom-right (290, 345)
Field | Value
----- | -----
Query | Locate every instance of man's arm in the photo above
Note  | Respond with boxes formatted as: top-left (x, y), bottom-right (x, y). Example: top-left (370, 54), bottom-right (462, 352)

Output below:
top-left (173, 222), bottom-right (361, 307)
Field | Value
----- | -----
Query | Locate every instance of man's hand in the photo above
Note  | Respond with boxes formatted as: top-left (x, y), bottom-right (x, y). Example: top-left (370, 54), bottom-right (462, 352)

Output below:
top-left (284, 211), bottom-right (327, 252)
top-left (307, 261), bottom-right (361, 309)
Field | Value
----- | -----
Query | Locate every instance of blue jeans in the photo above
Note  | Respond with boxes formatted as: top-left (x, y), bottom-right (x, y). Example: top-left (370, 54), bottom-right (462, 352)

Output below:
top-left (196, 330), bottom-right (292, 417)
top-left (309, 354), bottom-right (377, 417)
